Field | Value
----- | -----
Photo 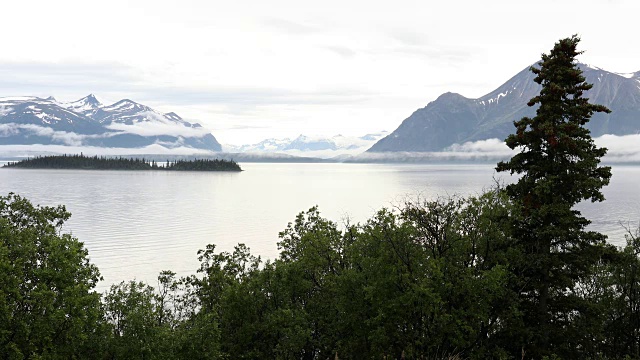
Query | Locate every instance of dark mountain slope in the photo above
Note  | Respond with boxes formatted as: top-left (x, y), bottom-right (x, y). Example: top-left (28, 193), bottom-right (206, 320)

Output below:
top-left (369, 63), bottom-right (640, 152)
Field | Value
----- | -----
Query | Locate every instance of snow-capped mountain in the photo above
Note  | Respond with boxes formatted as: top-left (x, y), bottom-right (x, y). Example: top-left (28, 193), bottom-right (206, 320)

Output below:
top-left (0, 96), bottom-right (102, 134)
top-left (284, 135), bottom-right (338, 151)
top-left (61, 94), bottom-right (103, 117)
top-left (0, 95), bottom-right (221, 151)
top-left (230, 138), bottom-right (293, 152)
top-left (369, 63), bottom-right (640, 152)
top-left (226, 132), bottom-right (388, 158)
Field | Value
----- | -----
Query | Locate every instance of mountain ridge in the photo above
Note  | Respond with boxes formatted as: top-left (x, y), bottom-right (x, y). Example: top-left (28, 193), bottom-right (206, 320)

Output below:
top-left (0, 95), bottom-right (222, 151)
top-left (368, 63), bottom-right (640, 152)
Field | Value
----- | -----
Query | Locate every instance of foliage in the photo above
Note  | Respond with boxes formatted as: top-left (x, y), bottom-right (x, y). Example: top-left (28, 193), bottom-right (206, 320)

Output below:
top-left (179, 191), bottom-right (518, 359)
top-left (165, 158), bottom-right (241, 171)
top-left (588, 225), bottom-right (640, 358)
top-left (4, 186), bottom-right (640, 359)
top-left (0, 193), bottom-right (105, 359)
top-left (103, 281), bottom-right (159, 359)
top-left (496, 35), bottom-right (613, 358)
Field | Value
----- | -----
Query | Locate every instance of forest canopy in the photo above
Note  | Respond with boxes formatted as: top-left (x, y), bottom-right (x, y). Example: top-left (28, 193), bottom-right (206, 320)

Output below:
top-left (1, 190), bottom-right (639, 359)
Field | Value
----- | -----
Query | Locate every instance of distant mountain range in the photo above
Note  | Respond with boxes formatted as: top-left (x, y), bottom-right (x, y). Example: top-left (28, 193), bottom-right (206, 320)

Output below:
top-left (0, 95), bottom-right (221, 151)
top-left (4, 62), bottom-right (637, 158)
top-left (225, 132), bottom-right (388, 158)
top-left (368, 63), bottom-right (640, 152)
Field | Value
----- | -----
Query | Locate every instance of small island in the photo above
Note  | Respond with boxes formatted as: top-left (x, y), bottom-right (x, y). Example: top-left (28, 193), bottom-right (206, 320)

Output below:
top-left (2, 154), bottom-right (242, 171)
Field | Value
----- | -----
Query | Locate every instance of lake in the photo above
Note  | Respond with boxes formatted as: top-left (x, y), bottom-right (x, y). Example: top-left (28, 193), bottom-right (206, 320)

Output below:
top-left (1, 162), bottom-right (638, 291)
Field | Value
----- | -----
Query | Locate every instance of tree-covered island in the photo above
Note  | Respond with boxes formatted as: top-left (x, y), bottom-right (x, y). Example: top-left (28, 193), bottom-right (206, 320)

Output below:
top-left (2, 153), bottom-right (242, 171)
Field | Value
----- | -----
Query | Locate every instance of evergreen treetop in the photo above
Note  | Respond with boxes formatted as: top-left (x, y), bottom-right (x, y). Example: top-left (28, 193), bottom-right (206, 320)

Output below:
top-left (495, 35), bottom-right (613, 358)
top-left (497, 35), bottom-right (611, 206)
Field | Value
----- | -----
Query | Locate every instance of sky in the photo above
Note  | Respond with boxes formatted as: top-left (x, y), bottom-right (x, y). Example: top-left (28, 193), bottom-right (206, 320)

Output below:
top-left (1, 0), bottom-right (638, 145)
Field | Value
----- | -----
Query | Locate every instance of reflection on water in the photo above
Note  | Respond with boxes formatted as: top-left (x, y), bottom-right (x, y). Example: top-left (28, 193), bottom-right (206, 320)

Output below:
top-left (0, 163), bottom-right (637, 290)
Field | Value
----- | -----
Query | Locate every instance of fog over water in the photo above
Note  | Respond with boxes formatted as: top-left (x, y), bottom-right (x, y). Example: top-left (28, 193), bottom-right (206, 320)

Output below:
top-left (1, 162), bottom-right (638, 291)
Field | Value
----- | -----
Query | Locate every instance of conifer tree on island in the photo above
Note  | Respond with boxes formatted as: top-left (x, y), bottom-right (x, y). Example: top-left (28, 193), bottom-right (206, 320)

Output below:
top-left (496, 35), bottom-right (612, 357)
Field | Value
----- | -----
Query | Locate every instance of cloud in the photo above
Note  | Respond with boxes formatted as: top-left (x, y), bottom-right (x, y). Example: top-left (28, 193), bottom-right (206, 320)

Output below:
top-left (389, 30), bottom-right (429, 47)
top-left (325, 46), bottom-right (357, 58)
top-left (596, 134), bottom-right (640, 163)
top-left (0, 144), bottom-right (214, 158)
top-left (0, 60), bottom-right (377, 120)
top-left (143, 86), bottom-right (377, 107)
top-left (390, 45), bottom-right (474, 63)
top-left (445, 138), bottom-right (514, 155)
top-left (439, 135), bottom-right (640, 163)
top-left (0, 61), bottom-right (141, 97)
top-left (0, 123), bottom-right (20, 137)
top-left (218, 124), bottom-right (272, 131)
top-left (105, 112), bottom-right (212, 137)
top-left (443, 135), bottom-right (640, 163)
top-left (262, 18), bottom-right (320, 35)
top-left (345, 150), bottom-right (511, 163)
top-left (0, 123), bottom-right (102, 146)
top-left (3, 134), bottom-right (640, 164)
top-left (347, 134), bottom-right (640, 163)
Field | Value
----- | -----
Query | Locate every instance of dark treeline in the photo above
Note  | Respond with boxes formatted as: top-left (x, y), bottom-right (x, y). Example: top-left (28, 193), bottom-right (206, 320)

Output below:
top-left (166, 158), bottom-right (241, 171)
top-left (2, 37), bottom-right (639, 359)
top-left (3, 153), bottom-right (242, 171)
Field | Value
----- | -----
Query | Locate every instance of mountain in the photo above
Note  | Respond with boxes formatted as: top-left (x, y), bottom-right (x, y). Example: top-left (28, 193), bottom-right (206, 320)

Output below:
top-left (226, 132), bottom-right (388, 158)
top-left (61, 94), bottom-right (103, 117)
top-left (228, 138), bottom-right (293, 152)
top-left (0, 95), bottom-right (222, 151)
top-left (368, 63), bottom-right (640, 152)
top-left (284, 135), bottom-right (338, 151)
top-left (0, 97), bottom-right (106, 147)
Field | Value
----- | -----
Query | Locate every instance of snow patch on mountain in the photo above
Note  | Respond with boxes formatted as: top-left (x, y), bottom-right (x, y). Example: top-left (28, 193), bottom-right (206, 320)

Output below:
top-left (102, 99), bottom-right (150, 113)
top-left (479, 90), bottom-right (511, 105)
top-left (0, 106), bottom-right (12, 117)
top-left (61, 94), bottom-right (103, 115)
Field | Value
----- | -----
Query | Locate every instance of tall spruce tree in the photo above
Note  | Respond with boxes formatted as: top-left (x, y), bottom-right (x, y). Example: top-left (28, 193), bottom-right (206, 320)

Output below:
top-left (496, 36), bottom-right (612, 358)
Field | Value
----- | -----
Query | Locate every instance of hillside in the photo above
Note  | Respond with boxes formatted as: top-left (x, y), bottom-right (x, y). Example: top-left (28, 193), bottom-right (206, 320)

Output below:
top-left (368, 64), bottom-right (640, 152)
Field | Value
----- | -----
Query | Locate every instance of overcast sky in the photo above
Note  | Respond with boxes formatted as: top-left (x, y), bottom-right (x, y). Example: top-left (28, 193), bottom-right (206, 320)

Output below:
top-left (1, 0), bottom-right (638, 145)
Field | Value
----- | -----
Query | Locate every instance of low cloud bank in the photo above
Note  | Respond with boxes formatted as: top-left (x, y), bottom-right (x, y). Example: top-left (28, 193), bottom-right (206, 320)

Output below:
top-left (105, 111), bottom-right (212, 137)
top-left (595, 134), bottom-right (640, 163)
top-left (2, 134), bottom-right (639, 164)
top-left (346, 135), bottom-right (640, 163)
top-left (233, 146), bottom-right (376, 160)
top-left (0, 144), bottom-right (215, 158)
top-left (0, 123), bottom-right (107, 146)
top-left (444, 138), bottom-right (514, 156)
top-left (345, 150), bottom-right (511, 163)
top-left (345, 138), bottom-right (515, 163)
top-left (444, 135), bottom-right (640, 163)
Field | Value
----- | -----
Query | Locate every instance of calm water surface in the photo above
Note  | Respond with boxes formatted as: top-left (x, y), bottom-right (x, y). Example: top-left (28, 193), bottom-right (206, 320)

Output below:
top-left (1, 162), bottom-right (638, 290)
